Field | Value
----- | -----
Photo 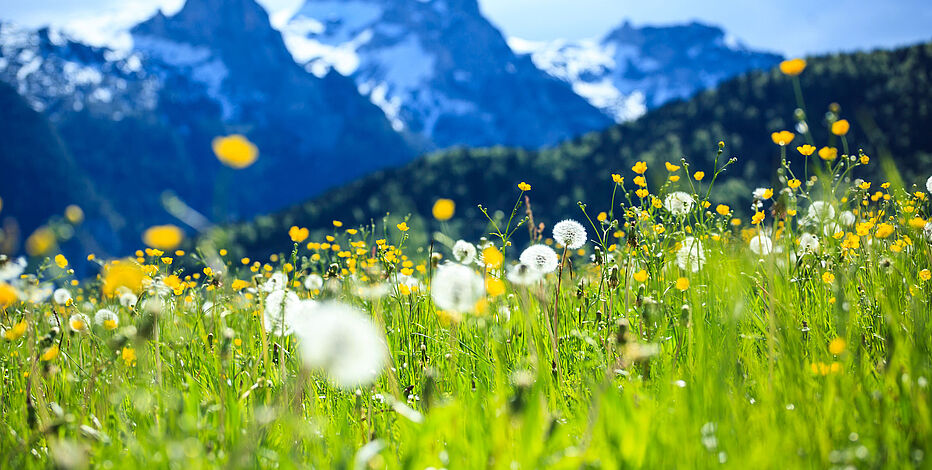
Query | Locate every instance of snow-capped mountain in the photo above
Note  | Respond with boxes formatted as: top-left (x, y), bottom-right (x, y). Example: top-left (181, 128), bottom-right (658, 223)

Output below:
top-left (0, 0), bottom-right (417, 254)
top-left (510, 21), bottom-right (783, 122)
top-left (281, 0), bottom-right (612, 149)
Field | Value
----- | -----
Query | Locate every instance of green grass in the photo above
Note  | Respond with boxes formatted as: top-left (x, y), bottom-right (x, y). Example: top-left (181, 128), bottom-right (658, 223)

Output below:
top-left (2, 65), bottom-right (932, 469)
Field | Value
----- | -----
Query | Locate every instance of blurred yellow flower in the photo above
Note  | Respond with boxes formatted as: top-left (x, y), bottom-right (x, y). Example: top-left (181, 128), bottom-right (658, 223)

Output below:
top-left (788, 179), bottom-right (801, 189)
top-left (920, 269), bottom-right (931, 281)
top-left (212, 134), bottom-right (258, 169)
top-left (829, 337), bottom-right (846, 355)
top-left (289, 226), bottom-right (309, 243)
top-left (2, 320), bottom-right (26, 340)
top-left (55, 254), bottom-right (68, 269)
top-left (396, 222), bottom-right (409, 232)
top-left (121, 347), bottom-right (137, 366)
top-left (716, 204), bottom-right (730, 216)
top-left (779, 58), bottom-right (806, 76)
top-left (64, 205), bottom-right (84, 224)
top-left (675, 277), bottom-right (690, 291)
top-left (818, 147), bottom-right (838, 161)
top-left (486, 277), bottom-right (505, 297)
top-left (26, 227), bottom-right (56, 256)
top-left (102, 260), bottom-right (146, 297)
top-left (482, 246), bottom-right (503, 269)
top-left (831, 119), bottom-right (850, 136)
top-left (432, 198), bottom-right (455, 221)
top-left (518, 182), bottom-right (531, 191)
top-left (143, 225), bottom-right (184, 250)
top-left (822, 272), bottom-right (835, 285)
top-left (633, 270), bottom-right (648, 283)
top-left (771, 131), bottom-right (795, 146)
top-left (693, 171), bottom-right (705, 181)
top-left (0, 283), bottom-right (18, 308)
top-left (874, 223), bottom-right (894, 238)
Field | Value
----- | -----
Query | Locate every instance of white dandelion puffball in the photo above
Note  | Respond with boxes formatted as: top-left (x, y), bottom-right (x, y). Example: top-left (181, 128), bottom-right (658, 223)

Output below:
top-left (119, 291), bottom-right (138, 308)
top-left (53, 288), bottom-right (72, 305)
top-left (507, 262), bottom-right (542, 286)
top-left (94, 309), bottom-right (119, 329)
top-left (431, 263), bottom-right (484, 313)
top-left (0, 257), bottom-right (26, 282)
top-left (304, 273), bottom-right (324, 291)
top-left (798, 233), bottom-right (820, 254)
top-left (452, 240), bottom-right (477, 264)
top-left (292, 302), bottom-right (387, 389)
top-left (260, 272), bottom-right (287, 292)
top-left (520, 244), bottom-right (559, 274)
top-left (749, 234), bottom-right (773, 255)
top-left (839, 210), bottom-right (856, 226)
top-left (676, 237), bottom-right (705, 272)
top-left (264, 289), bottom-right (300, 334)
top-left (807, 201), bottom-right (836, 221)
top-left (664, 192), bottom-right (695, 217)
top-left (553, 220), bottom-right (587, 249)
top-left (926, 175), bottom-right (932, 194)
top-left (68, 313), bottom-right (90, 332)
top-left (822, 222), bottom-right (842, 237)
top-left (924, 222), bottom-right (932, 242)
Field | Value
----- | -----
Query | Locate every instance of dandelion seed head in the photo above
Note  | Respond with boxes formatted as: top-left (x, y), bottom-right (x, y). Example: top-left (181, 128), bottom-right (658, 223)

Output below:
top-left (664, 192), bottom-right (695, 217)
top-left (452, 240), bottom-right (477, 264)
top-left (68, 313), bottom-right (90, 332)
top-left (292, 302), bottom-right (387, 389)
top-left (808, 201), bottom-right (836, 221)
top-left (304, 273), bottom-right (324, 291)
top-left (676, 237), bottom-right (705, 272)
top-left (264, 289), bottom-right (300, 334)
top-left (431, 263), bottom-right (484, 313)
top-left (507, 262), bottom-right (542, 286)
top-left (53, 288), bottom-right (72, 305)
top-left (798, 233), bottom-right (820, 254)
top-left (519, 244), bottom-right (559, 274)
top-left (94, 309), bottom-right (119, 330)
top-left (749, 234), bottom-right (773, 255)
top-left (553, 220), bottom-right (587, 249)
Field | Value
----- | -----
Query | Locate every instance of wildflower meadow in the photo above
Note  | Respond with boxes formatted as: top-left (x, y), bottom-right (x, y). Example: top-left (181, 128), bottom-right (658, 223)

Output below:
top-left (2, 58), bottom-right (932, 469)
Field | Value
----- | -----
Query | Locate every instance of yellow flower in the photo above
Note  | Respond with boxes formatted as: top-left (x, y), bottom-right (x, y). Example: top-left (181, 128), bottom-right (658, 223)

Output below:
top-left (55, 254), bottom-right (68, 269)
top-left (612, 174), bottom-right (623, 184)
top-left (797, 144), bottom-right (816, 156)
top-left (636, 189), bottom-right (649, 198)
top-left (771, 131), bottom-right (795, 146)
top-left (829, 338), bottom-right (846, 355)
top-left (822, 272), bottom-right (835, 285)
top-left (2, 320), bottom-right (27, 340)
top-left (831, 119), bottom-right (850, 136)
top-left (751, 211), bottom-right (765, 225)
top-left (26, 227), bottom-right (56, 256)
top-left (860, 154), bottom-right (870, 165)
top-left (787, 179), bottom-right (801, 189)
top-left (41, 344), bottom-right (60, 362)
top-left (288, 226), bottom-right (309, 243)
top-left (632, 161), bottom-right (647, 174)
top-left (633, 175), bottom-right (647, 187)
top-left (396, 222), bottom-right (409, 232)
top-left (761, 188), bottom-right (773, 199)
top-left (909, 217), bottom-right (927, 229)
top-left (597, 212), bottom-right (608, 222)
top-left (675, 277), bottom-right (690, 291)
top-left (432, 198), bottom-right (455, 221)
top-left (693, 171), bottom-right (705, 181)
top-left (779, 58), bottom-right (806, 76)
top-left (818, 147), bottom-right (838, 161)
top-left (101, 260), bottom-right (146, 297)
top-left (143, 225), bottom-right (184, 250)
top-left (486, 277), bottom-right (505, 297)
top-left (518, 182), bottom-right (531, 191)
top-left (651, 197), bottom-right (662, 209)
top-left (121, 347), bottom-right (137, 366)
top-left (161, 257), bottom-right (173, 265)
top-left (64, 205), bottom-right (84, 224)
top-left (920, 269), bottom-right (931, 281)
top-left (212, 134), bottom-right (258, 169)
top-left (633, 270), bottom-right (648, 283)
top-left (665, 162), bottom-right (680, 172)
top-left (874, 223), bottom-right (894, 239)
top-left (715, 204), bottom-right (731, 216)
top-left (482, 246), bottom-right (504, 269)
top-left (669, 175), bottom-right (680, 182)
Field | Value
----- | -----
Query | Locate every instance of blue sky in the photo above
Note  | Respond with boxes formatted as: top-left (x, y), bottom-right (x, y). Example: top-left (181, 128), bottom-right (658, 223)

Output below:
top-left (1, 0), bottom-right (931, 56)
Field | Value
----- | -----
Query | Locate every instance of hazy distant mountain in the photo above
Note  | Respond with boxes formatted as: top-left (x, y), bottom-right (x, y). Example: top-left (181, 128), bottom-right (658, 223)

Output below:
top-left (281, 0), bottom-right (613, 149)
top-left (510, 21), bottom-right (783, 122)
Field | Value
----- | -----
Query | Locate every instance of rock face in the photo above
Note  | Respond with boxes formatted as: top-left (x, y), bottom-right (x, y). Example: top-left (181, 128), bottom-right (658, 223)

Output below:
top-left (511, 21), bottom-right (783, 122)
top-left (282, 0), bottom-right (613, 149)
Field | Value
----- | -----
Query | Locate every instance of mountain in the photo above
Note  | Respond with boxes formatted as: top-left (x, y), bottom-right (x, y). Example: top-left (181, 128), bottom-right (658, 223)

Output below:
top-left (1, 0), bottom-right (416, 255)
top-left (510, 21), bottom-right (783, 122)
top-left (280, 0), bottom-right (613, 149)
top-left (215, 42), bottom-right (932, 258)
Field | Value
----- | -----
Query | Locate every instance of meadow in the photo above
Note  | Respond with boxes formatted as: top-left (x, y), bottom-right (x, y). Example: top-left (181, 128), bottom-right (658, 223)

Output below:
top-left (1, 58), bottom-right (931, 469)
